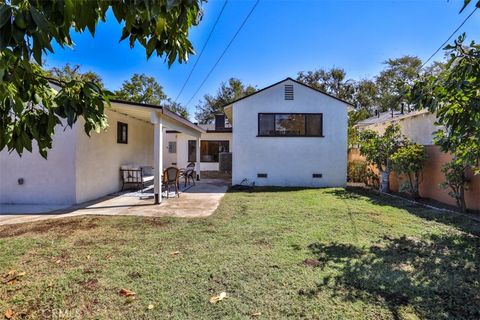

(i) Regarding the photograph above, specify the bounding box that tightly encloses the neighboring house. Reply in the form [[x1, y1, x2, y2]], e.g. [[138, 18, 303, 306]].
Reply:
[[355, 108, 437, 145], [352, 109, 480, 211], [0, 77, 351, 206]]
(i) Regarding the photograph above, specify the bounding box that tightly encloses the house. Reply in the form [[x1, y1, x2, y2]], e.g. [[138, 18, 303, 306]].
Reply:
[[352, 109, 480, 211], [0, 78, 351, 206]]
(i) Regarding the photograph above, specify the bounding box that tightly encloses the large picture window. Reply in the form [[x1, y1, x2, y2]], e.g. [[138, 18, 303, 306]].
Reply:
[[201, 140, 229, 162], [258, 113, 323, 137], [187, 140, 230, 163]]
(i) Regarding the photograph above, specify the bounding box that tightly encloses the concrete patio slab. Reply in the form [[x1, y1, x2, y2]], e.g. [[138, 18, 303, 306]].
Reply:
[[0, 179, 229, 226]]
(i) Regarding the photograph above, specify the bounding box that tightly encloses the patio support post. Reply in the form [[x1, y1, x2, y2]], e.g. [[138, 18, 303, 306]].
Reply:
[[196, 137, 201, 181], [151, 112, 163, 204]]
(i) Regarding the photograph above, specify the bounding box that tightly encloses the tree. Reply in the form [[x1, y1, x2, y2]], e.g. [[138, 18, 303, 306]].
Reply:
[[440, 161, 470, 212], [391, 142, 426, 199], [48, 63, 104, 87], [163, 99, 189, 119], [296, 67, 355, 103], [411, 34, 480, 175], [375, 55, 422, 112], [357, 124, 406, 193], [195, 78, 256, 123], [114, 73, 167, 105], [0, 0, 203, 158]]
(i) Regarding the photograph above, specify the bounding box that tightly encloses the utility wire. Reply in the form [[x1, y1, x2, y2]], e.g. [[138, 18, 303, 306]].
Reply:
[[421, 6, 478, 68], [174, 0, 229, 103], [184, 0, 260, 108]]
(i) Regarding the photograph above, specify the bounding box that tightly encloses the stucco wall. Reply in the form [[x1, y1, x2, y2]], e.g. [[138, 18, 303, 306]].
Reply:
[[74, 109, 154, 203], [348, 147, 480, 211], [232, 79, 348, 187], [0, 122, 77, 204], [168, 131, 232, 171], [366, 111, 438, 145]]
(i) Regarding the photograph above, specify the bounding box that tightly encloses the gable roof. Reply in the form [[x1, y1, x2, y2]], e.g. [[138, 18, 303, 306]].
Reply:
[[222, 77, 354, 110], [355, 109, 430, 128]]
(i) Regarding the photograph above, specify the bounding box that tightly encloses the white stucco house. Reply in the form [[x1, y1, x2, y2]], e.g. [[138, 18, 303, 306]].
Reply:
[[0, 77, 350, 206]]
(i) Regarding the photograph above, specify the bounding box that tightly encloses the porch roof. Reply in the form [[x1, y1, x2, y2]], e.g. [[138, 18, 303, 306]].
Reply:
[[110, 99, 205, 137]]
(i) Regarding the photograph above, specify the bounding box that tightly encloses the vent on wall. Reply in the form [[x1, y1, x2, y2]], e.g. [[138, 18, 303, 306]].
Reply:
[[257, 173, 268, 178], [312, 173, 322, 178], [284, 84, 294, 100]]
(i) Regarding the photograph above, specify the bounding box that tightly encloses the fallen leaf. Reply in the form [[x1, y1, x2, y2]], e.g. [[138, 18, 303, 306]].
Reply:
[[303, 258, 322, 267], [86, 255, 91, 260], [119, 288, 136, 297], [2, 270, 26, 284], [252, 311, 262, 317], [209, 291, 227, 304], [148, 304, 154, 310], [5, 309, 14, 319], [170, 251, 180, 256], [55, 260, 62, 264], [17, 272, 26, 277]]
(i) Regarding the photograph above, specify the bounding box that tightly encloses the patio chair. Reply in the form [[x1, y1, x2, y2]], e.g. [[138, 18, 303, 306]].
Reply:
[[163, 167, 180, 198], [181, 162, 196, 187]]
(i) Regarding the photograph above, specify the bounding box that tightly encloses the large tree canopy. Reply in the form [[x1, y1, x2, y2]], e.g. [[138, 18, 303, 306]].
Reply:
[[48, 63, 104, 87], [114, 73, 167, 105], [195, 78, 256, 124], [0, 0, 203, 157], [375, 56, 423, 112], [411, 34, 480, 174]]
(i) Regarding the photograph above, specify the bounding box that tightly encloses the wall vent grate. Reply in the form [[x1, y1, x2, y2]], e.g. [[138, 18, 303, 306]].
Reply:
[[284, 84, 294, 100], [257, 173, 268, 178], [312, 173, 322, 178]]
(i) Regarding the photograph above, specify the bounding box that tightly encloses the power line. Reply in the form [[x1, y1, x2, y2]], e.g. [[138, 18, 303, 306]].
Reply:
[[174, 0, 229, 103], [421, 6, 478, 68], [184, 0, 260, 108]]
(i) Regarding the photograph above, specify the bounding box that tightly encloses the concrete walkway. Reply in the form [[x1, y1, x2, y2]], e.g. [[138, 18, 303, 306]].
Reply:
[[0, 179, 229, 226]]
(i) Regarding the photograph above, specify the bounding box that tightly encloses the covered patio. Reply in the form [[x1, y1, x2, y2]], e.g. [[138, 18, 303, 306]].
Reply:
[[110, 99, 206, 204]]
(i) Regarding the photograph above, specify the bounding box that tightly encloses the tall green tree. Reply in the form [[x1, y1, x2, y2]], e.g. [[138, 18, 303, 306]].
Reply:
[[375, 55, 422, 112], [195, 78, 256, 123], [0, 0, 203, 158], [296, 67, 355, 103], [411, 34, 480, 174], [358, 124, 406, 193], [48, 63, 104, 87], [163, 99, 189, 119], [114, 73, 167, 105]]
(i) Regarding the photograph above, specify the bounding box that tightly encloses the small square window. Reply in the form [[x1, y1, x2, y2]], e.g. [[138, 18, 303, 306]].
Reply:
[[117, 122, 128, 144], [168, 141, 177, 153]]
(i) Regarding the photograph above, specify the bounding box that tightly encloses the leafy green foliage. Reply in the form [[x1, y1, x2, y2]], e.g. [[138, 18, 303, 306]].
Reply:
[[440, 161, 470, 212], [114, 73, 167, 105], [376, 56, 422, 112], [0, 0, 203, 158], [357, 124, 406, 192], [48, 63, 104, 87], [163, 99, 189, 119], [411, 35, 480, 174], [391, 142, 426, 198], [195, 78, 256, 123]]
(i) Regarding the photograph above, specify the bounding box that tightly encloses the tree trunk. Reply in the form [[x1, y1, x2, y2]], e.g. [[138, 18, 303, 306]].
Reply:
[[459, 185, 467, 212], [379, 170, 390, 193], [412, 172, 420, 200]]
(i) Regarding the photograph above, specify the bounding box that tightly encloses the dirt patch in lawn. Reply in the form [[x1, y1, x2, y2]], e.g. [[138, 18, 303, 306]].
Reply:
[[0, 217, 100, 238]]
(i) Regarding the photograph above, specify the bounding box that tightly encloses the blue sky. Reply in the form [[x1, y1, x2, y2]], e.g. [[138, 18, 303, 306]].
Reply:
[[46, 0, 480, 118]]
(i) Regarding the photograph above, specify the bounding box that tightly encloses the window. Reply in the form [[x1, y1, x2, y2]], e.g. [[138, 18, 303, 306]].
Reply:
[[202, 140, 229, 162], [168, 141, 176, 153], [188, 140, 196, 162], [258, 113, 323, 137], [117, 122, 128, 144]]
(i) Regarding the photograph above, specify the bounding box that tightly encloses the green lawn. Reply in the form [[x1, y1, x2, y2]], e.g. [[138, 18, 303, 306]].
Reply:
[[1, 187, 479, 319]]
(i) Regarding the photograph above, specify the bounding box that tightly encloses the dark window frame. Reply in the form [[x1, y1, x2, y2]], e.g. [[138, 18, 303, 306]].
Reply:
[[257, 113, 323, 137], [117, 122, 128, 144]]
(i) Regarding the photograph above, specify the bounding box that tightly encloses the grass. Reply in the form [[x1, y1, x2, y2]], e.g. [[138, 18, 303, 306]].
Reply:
[[0, 187, 479, 319]]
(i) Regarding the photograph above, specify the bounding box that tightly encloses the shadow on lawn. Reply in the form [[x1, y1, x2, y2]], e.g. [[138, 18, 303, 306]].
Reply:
[[326, 187, 480, 237], [306, 234, 480, 320]]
